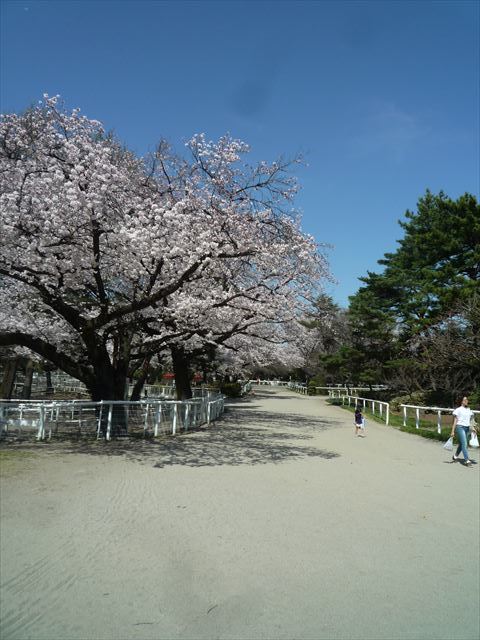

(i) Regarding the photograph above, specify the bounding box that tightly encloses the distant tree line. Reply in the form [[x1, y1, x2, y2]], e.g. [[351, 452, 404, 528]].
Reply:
[[296, 191, 480, 406]]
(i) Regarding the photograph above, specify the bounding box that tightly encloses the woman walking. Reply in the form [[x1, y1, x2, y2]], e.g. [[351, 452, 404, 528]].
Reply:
[[451, 396, 477, 466]]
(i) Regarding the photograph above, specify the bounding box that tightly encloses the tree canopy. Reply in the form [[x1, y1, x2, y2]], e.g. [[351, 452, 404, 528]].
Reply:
[[359, 190, 480, 334], [0, 96, 329, 400]]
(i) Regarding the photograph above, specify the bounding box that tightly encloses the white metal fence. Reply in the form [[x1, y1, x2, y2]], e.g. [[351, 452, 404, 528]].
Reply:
[[325, 387, 387, 398], [400, 404, 480, 434], [278, 384, 387, 397], [250, 379, 290, 387], [337, 395, 390, 425], [0, 394, 225, 441], [288, 383, 308, 394], [6, 374, 222, 402]]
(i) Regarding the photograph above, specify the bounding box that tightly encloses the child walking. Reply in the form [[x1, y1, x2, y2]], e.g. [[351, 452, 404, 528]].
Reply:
[[354, 406, 365, 437]]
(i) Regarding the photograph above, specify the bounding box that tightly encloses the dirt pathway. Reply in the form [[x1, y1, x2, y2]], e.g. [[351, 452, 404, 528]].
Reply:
[[1, 388, 478, 640]]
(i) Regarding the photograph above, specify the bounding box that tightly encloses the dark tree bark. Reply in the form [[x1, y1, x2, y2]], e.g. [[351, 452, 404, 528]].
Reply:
[[171, 345, 192, 400], [130, 359, 150, 401], [83, 345, 130, 437], [45, 369, 54, 394], [87, 372, 129, 438], [130, 375, 147, 402], [21, 359, 34, 399], [1, 358, 18, 399]]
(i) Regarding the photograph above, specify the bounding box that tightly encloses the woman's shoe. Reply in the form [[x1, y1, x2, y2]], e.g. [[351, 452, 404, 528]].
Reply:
[[464, 460, 473, 466], [452, 455, 459, 462]]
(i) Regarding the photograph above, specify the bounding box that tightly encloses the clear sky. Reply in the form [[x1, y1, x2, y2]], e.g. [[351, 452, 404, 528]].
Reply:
[[1, 0, 479, 306]]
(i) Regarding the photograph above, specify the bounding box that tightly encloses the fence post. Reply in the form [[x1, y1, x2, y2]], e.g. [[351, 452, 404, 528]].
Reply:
[[143, 404, 150, 435], [185, 403, 190, 431], [403, 406, 407, 427], [97, 401, 103, 439], [173, 403, 178, 434], [106, 403, 113, 441], [193, 402, 198, 427], [437, 410, 442, 435], [386, 403, 389, 426], [415, 408, 420, 429], [154, 403, 162, 437], [36, 404, 45, 440], [207, 402, 211, 425]]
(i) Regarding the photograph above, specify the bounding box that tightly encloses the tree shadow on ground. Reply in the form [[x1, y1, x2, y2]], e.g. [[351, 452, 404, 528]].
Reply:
[[51, 429, 339, 468], [226, 406, 344, 432], [2, 404, 340, 468], [245, 389, 300, 401]]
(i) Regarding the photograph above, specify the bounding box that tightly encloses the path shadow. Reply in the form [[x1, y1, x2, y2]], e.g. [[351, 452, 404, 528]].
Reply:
[[226, 407, 343, 432], [247, 389, 298, 400], [10, 427, 339, 469], [2, 404, 340, 469]]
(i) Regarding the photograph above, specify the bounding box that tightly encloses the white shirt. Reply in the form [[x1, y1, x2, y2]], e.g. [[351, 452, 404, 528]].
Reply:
[[453, 406, 474, 427]]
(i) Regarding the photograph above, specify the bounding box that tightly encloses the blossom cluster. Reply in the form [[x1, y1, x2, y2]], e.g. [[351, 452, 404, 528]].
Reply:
[[0, 97, 330, 384]]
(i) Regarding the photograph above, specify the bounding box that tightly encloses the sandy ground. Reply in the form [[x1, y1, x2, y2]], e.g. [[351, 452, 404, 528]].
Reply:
[[0, 388, 479, 640]]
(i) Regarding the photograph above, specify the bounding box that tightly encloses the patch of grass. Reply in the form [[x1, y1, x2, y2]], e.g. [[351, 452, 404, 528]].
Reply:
[[398, 424, 451, 442], [0, 449, 38, 474], [327, 399, 450, 442], [0, 449, 37, 460]]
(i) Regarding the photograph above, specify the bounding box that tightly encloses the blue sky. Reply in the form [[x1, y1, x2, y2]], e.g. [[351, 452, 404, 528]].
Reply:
[[1, 0, 478, 306]]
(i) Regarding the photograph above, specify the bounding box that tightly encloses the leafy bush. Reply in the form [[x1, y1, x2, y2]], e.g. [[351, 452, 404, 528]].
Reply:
[[307, 381, 318, 396], [390, 392, 429, 412], [328, 398, 343, 406], [468, 387, 480, 409], [219, 382, 243, 398]]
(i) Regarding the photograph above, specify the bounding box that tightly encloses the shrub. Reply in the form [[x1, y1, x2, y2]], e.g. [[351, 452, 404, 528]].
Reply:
[[328, 398, 343, 406], [468, 387, 480, 409], [390, 391, 429, 412], [307, 381, 317, 396], [219, 382, 243, 398]]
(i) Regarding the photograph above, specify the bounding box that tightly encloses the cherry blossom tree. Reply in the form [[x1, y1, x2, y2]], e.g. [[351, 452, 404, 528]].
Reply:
[[0, 97, 329, 405]]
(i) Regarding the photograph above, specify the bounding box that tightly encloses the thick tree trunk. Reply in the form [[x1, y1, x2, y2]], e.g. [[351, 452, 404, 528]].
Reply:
[[130, 373, 148, 401], [129, 358, 151, 401], [88, 365, 129, 438], [21, 359, 34, 399], [171, 346, 192, 400], [1, 358, 18, 399], [45, 369, 54, 394]]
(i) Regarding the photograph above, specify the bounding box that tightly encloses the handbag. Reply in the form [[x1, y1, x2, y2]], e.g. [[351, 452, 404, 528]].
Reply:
[[443, 437, 454, 451], [469, 432, 479, 448]]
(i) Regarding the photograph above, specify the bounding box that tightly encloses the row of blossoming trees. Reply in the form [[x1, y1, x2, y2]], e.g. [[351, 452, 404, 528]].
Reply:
[[0, 97, 329, 401]]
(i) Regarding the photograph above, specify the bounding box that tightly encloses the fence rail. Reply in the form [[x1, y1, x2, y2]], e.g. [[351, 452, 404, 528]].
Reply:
[[0, 395, 225, 442], [400, 404, 479, 433], [339, 395, 390, 425], [325, 387, 387, 397], [249, 380, 290, 387], [6, 378, 221, 401], [288, 383, 308, 395]]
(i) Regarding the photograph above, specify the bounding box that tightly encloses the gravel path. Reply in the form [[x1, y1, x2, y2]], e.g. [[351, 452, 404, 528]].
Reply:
[[1, 388, 478, 640]]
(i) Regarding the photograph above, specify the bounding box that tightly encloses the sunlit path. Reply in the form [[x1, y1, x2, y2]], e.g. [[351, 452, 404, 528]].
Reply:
[[1, 388, 478, 640]]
